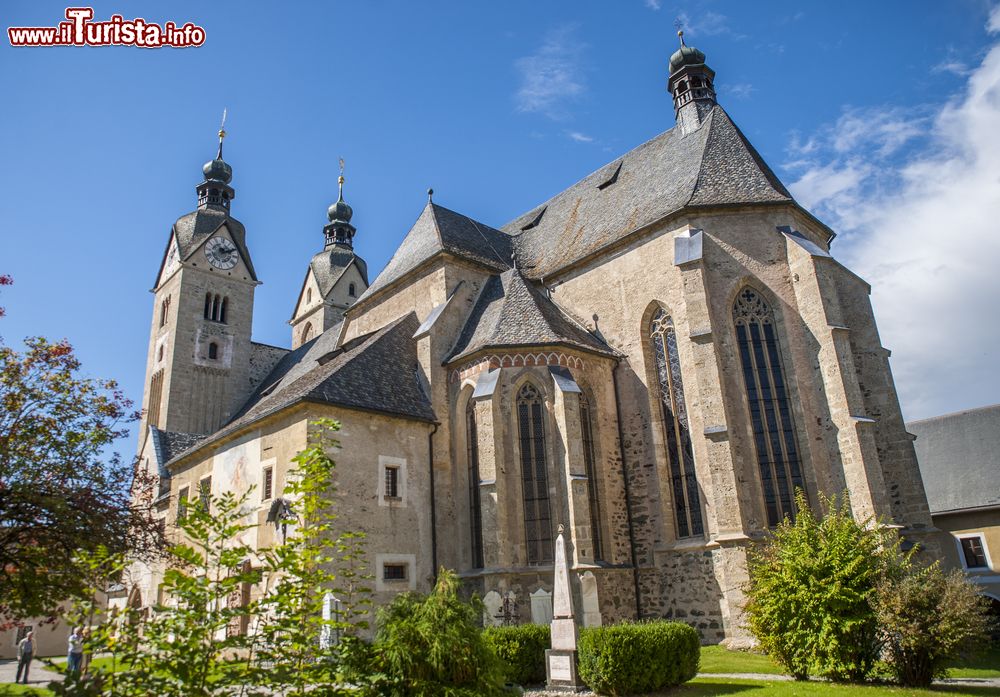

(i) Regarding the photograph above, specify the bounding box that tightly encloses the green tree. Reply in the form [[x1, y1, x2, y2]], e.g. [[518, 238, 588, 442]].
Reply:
[[74, 490, 260, 697], [743, 491, 904, 681], [354, 568, 506, 697], [0, 276, 161, 623], [876, 563, 991, 687], [250, 418, 372, 696]]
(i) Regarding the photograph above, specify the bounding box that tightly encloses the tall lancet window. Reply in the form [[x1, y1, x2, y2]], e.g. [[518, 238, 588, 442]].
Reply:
[[580, 394, 604, 561], [466, 399, 484, 569], [517, 383, 553, 564], [733, 288, 806, 526], [650, 309, 704, 538]]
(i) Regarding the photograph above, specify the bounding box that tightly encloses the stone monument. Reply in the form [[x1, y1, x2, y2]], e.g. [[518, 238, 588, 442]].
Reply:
[[546, 524, 585, 691]]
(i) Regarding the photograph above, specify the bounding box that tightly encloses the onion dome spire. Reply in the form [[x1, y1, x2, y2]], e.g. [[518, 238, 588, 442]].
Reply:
[[324, 157, 357, 249], [667, 31, 717, 135], [197, 109, 235, 210]]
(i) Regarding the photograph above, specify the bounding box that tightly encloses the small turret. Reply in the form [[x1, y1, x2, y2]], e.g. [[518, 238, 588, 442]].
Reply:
[[196, 111, 235, 210], [667, 31, 717, 135]]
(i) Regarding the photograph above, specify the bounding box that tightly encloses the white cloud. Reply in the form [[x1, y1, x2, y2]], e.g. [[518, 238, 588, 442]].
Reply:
[[724, 82, 756, 99], [566, 131, 594, 143], [675, 10, 744, 39], [515, 24, 587, 120], [785, 8, 1000, 419], [645, 0, 662, 10]]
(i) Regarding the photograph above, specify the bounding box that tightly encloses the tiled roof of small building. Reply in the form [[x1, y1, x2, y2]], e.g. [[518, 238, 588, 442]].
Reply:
[[908, 404, 1000, 514], [165, 313, 435, 467], [448, 268, 614, 362], [170, 208, 258, 281], [506, 105, 793, 278], [358, 202, 513, 302]]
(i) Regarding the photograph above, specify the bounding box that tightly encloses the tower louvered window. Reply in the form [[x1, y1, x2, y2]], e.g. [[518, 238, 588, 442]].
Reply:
[[147, 370, 164, 428], [580, 394, 604, 561], [733, 288, 806, 526], [466, 399, 484, 569], [650, 309, 703, 538], [517, 383, 553, 564]]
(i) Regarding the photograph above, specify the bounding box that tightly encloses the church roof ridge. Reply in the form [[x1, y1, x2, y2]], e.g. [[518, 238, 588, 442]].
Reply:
[[448, 267, 614, 363], [356, 201, 513, 305]]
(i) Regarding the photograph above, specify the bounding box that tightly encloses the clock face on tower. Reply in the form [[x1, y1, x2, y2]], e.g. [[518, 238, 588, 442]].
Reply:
[[205, 236, 239, 270]]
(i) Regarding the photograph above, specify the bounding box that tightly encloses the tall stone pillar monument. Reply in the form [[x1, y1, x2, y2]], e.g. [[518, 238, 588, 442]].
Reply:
[[546, 525, 585, 691]]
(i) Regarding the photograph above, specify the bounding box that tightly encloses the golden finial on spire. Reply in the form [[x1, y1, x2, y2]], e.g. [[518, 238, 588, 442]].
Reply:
[[216, 108, 227, 158], [677, 29, 686, 47], [338, 157, 345, 198]]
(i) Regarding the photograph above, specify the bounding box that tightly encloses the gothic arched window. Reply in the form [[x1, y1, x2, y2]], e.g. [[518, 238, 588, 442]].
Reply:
[[204, 293, 212, 320], [517, 383, 553, 564], [733, 287, 806, 526], [349, 283, 357, 298], [160, 295, 171, 328], [466, 399, 484, 569], [650, 309, 703, 538], [208, 342, 218, 360], [580, 393, 604, 561], [220, 297, 228, 324]]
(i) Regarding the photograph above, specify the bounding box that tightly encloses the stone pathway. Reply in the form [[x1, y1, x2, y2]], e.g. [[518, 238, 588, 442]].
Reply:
[[0, 657, 62, 689]]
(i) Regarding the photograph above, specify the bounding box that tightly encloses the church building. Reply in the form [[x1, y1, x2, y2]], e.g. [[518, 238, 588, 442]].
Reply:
[[131, 37, 948, 644]]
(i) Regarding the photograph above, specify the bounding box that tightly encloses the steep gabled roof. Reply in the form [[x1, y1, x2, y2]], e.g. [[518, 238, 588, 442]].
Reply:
[[909, 404, 1000, 514], [165, 314, 435, 467], [448, 268, 614, 362], [170, 208, 258, 281], [358, 202, 513, 302], [506, 105, 794, 278], [310, 247, 369, 297]]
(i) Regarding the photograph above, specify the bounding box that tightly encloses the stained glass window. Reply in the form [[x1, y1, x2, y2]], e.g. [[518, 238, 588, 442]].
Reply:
[[580, 394, 604, 561], [518, 383, 553, 563], [650, 309, 704, 538], [733, 288, 806, 526], [466, 399, 484, 569]]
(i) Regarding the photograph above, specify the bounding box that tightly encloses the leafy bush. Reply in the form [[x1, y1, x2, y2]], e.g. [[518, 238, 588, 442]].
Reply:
[[483, 624, 550, 685], [577, 621, 699, 696], [743, 491, 902, 681], [357, 569, 506, 696], [876, 564, 991, 687]]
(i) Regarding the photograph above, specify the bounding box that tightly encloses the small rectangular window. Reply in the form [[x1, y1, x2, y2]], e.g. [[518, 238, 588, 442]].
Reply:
[[263, 467, 273, 501], [961, 536, 989, 569], [199, 476, 212, 512], [177, 486, 190, 523], [384, 466, 400, 499], [383, 563, 407, 581]]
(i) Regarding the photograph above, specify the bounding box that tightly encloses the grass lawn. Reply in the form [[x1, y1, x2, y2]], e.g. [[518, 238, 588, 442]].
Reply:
[[0, 686, 51, 696], [679, 678, 1000, 696], [699, 645, 1000, 680]]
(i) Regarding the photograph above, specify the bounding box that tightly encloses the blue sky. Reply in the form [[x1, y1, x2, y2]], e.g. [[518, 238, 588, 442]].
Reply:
[[1, 0, 999, 445]]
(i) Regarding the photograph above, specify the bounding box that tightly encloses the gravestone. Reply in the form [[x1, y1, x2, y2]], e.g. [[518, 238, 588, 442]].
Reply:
[[546, 525, 585, 691]]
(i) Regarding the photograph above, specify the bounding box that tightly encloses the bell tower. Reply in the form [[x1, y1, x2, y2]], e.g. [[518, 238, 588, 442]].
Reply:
[[289, 161, 368, 348], [139, 120, 260, 440], [667, 31, 717, 135]]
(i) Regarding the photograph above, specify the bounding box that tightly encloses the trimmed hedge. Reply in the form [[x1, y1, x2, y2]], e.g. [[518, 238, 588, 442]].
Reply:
[[483, 624, 550, 685], [577, 621, 700, 696]]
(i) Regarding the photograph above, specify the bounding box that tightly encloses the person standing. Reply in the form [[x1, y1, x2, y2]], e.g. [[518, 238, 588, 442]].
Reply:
[[15, 630, 35, 684], [67, 626, 84, 676]]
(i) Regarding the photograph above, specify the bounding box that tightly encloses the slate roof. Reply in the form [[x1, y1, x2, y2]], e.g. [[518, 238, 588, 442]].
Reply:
[[165, 313, 435, 467], [170, 207, 258, 281], [149, 426, 206, 476], [358, 203, 513, 302], [908, 404, 1000, 514], [507, 105, 794, 278], [310, 247, 369, 297], [448, 268, 614, 362]]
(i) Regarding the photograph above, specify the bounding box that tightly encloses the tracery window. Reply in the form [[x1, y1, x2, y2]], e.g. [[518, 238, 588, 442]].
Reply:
[[650, 309, 703, 538], [580, 394, 604, 560], [733, 288, 806, 526], [517, 383, 553, 564], [466, 399, 484, 569]]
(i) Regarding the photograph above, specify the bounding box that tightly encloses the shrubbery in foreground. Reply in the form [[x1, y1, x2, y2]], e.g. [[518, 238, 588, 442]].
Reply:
[[483, 624, 550, 686], [745, 490, 991, 687], [577, 621, 700, 696]]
